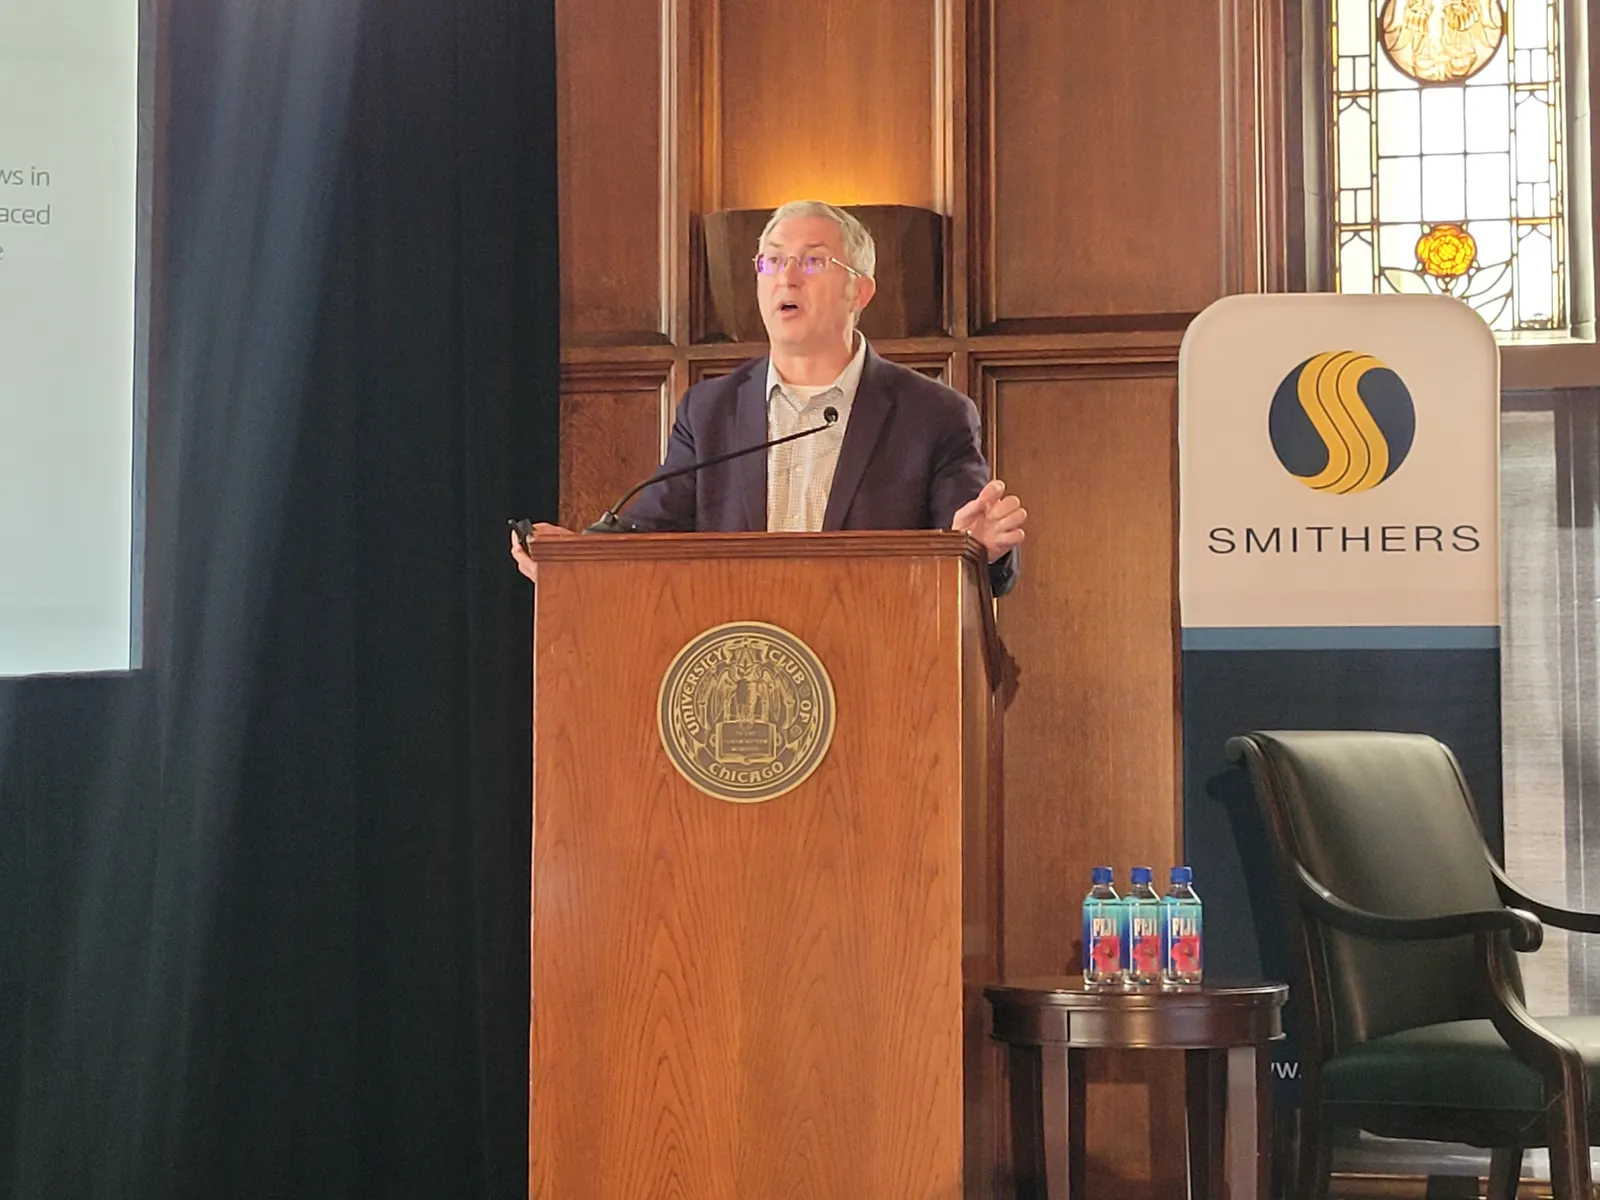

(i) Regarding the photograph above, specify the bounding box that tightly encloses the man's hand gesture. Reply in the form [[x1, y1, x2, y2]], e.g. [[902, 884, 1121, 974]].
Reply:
[[509, 523, 577, 583], [952, 479, 1027, 563]]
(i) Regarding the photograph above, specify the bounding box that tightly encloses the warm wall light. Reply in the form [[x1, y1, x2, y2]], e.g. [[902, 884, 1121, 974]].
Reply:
[[700, 205, 944, 343]]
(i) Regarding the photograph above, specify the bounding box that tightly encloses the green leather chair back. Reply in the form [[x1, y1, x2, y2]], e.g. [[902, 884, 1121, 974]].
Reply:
[[1242, 730, 1518, 1053]]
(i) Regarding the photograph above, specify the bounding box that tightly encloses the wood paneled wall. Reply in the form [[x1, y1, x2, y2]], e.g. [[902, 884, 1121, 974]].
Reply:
[[709, 0, 943, 211], [555, 0, 1290, 1191]]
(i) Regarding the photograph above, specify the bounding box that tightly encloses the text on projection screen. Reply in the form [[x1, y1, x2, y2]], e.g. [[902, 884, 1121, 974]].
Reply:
[[1, 0, 140, 676]]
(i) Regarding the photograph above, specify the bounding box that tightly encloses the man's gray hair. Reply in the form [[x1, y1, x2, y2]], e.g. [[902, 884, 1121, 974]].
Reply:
[[758, 200, 877, 279]]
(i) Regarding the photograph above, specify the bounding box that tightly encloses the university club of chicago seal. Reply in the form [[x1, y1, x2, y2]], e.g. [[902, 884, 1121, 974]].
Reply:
[[657, 621, 836, 803]]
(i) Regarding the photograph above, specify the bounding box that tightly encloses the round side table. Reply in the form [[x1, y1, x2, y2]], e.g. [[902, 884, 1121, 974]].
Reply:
[[985, 977, 1288, 1200]]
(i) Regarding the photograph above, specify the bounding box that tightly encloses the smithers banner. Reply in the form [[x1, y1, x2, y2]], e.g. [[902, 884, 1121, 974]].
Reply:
[[1178, 294, 1501, 1099]]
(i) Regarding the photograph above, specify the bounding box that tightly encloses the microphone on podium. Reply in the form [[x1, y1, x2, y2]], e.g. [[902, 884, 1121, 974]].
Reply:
[[584, 406, 840, 533]]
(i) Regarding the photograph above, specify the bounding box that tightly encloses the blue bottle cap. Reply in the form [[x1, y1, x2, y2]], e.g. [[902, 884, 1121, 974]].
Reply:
[[1171, 866, 1192, 884], [1091, 866, 1113, 884], [1130, 866, 1153, 885]]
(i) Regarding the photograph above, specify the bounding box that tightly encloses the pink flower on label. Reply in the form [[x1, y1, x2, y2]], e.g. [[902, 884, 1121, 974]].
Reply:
[[1091, 937, 1121, 970], [1133, 934, 1160, 973], [1172, 935, 1201, 973]]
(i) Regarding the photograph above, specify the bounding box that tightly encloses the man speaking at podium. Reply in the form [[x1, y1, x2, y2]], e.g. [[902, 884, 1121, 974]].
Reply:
[[511, 200, 1027, 594]]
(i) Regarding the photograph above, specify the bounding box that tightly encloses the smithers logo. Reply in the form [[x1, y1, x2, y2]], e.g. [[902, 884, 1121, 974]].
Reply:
[[1269, 351, 1416, 494]]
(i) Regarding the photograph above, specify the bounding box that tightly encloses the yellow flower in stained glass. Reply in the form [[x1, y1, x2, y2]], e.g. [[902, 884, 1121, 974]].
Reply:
[[1415, 223, 1477, 278], [1380, 0, 1505, 83]]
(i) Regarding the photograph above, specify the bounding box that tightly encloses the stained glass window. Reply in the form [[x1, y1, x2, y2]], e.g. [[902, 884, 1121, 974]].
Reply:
[[1332, 0, 1568, 334]]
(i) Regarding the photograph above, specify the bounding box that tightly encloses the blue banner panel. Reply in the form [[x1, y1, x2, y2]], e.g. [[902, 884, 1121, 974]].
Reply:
[[1181, 645, 1502, 1100]]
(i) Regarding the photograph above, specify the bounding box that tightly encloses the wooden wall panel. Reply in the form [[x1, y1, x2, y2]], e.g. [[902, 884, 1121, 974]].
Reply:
[[558, 380, 667, 531], [688, 349, 951, 386], [990, 367, 1183, 1193], [981, 0, 1227, 325], [708, 0, 941, 211], [557, 0, 665, 342], [990, 368, 1178, 969]]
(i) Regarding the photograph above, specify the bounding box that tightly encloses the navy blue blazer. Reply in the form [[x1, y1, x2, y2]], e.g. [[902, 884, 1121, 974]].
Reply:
[[622, 347, 1018, 594]]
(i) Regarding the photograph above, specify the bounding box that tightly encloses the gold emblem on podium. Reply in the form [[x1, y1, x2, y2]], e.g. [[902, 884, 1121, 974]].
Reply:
[[657, 621, 836, 803]]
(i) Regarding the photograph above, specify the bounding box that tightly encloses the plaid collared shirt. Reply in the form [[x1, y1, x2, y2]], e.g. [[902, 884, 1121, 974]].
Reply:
[[764, 335, 867, 532]]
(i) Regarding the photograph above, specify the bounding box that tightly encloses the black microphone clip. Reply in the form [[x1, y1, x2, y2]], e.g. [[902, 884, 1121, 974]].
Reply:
[[583, 510, 638, 534]]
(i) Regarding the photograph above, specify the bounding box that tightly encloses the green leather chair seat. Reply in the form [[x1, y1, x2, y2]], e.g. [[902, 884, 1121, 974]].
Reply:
[[1324, 1017, 1600, 1115]]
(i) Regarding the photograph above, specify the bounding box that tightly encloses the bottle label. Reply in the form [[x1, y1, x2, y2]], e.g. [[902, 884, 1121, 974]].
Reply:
[[1162, 908, 1203, 979], [1083, 906, 1121, 979], [1129, 911, 1161, 976]]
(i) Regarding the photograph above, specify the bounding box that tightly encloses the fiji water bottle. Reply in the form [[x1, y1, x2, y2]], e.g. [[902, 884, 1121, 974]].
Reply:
[[1123, 866, 1162, 988], [1161, 866, 1204, 989], [1081, 867, 1123, 990]]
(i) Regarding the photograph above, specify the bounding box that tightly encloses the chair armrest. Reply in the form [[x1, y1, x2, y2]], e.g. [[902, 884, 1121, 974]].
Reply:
[[1294, 861, 1544, 952], [1487, 857, 1600, 935]]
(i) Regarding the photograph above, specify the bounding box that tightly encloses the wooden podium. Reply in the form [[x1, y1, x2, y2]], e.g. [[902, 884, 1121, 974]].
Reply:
[[527, 531, 1009, 1199]]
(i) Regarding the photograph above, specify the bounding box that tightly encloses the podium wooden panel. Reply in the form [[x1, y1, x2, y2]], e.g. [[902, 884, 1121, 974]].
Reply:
[[527, 532, 1007, 1199]]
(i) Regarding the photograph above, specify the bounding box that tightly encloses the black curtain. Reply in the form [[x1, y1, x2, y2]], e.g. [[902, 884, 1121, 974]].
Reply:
[[0, 0, 559, 1195]]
